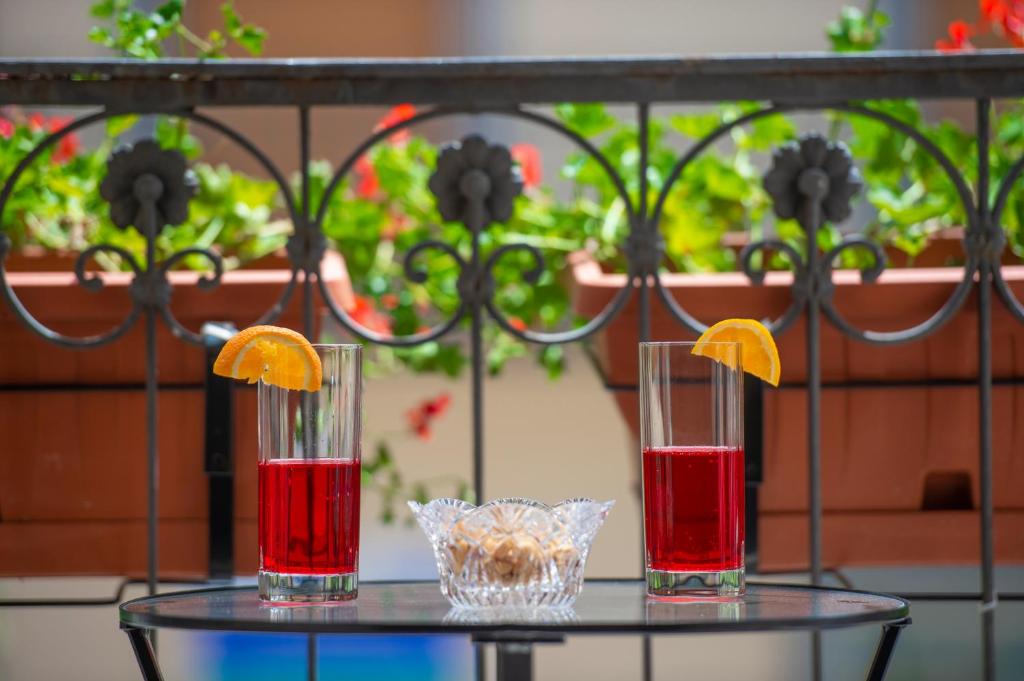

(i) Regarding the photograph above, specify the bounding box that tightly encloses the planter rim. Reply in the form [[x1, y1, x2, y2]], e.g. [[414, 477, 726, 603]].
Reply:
[[569, 250, 1024, 289], [5, 250, 348, 289]]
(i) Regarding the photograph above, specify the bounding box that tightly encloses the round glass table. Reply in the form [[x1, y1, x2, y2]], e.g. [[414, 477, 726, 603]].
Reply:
[[119, 580, 910, 681]]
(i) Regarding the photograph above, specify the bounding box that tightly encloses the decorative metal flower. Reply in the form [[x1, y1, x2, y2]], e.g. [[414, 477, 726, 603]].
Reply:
[[99, 139, 197, 233], [762, 133, 863, 226], [428, 135, 523, 229]]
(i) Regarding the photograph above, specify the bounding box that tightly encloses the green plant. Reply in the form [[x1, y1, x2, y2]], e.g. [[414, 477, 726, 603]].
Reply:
[[88, 0, 265, 59]]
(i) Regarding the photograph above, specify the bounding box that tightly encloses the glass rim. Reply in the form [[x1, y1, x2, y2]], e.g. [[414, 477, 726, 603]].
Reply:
[[310, 343, 362, 351], [252, 341, 362, 351], [639, 341, 741, 347]]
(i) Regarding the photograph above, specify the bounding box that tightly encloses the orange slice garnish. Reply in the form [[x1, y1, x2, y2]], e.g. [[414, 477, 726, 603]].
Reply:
[[691, 318, 781, 387], [212, 325, 322, 392]]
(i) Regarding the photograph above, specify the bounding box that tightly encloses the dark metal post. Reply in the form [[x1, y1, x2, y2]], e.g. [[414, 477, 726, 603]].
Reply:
[[495, 643, 533, 681], [307, 634, 318, 681], [635, 102, 654, 681], [975, 98, 997, 681], [144, 220, 159, 597], [805, 238, 822, 588], [637, 103, 652, 343], [470, 218, 486, 681], [744, 377, 764, 573], [300, 105, 315, 339], [202, 322, 236, 579], [806, 210, 824, 681]]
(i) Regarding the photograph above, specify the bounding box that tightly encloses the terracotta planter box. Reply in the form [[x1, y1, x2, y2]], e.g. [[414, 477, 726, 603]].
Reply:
[[571, 251, 1024, 570], [0, 251, 354, 578]]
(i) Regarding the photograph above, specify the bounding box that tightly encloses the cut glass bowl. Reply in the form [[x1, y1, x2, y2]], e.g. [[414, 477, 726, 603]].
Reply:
[[409, 497, 614, 608]]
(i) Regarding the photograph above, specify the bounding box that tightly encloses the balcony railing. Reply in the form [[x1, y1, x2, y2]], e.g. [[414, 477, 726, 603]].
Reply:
[[2, 52, 1024, 681]]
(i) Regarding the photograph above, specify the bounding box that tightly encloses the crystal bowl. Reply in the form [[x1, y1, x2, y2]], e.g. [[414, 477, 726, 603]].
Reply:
[[408, 497, 614, 608]]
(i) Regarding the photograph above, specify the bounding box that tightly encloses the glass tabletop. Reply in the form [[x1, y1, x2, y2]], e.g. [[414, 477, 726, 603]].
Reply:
[[119, 580, 909, 636]]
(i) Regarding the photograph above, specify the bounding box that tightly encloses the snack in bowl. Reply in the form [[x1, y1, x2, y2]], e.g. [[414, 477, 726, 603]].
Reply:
[[409, 497, 614, 608]]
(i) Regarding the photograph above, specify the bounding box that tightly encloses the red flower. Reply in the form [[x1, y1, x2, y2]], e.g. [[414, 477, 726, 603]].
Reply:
[[347, 294, 392, 336], [981, 0, 1008, 24], [374, 104, 417, 144], [511, 143, 542, 189], [380, 293, 399, 310], [1004, 6, 1024, 46], [509, 316, 528, 332], [27, 113, 45, 132], [0, 118, 13, 139], [354, 154, 379, 198], [979, 0, 1024, 44], [406, 392, 452, 440], [47, 116, 80, 164], [936, 20, 976, 51]]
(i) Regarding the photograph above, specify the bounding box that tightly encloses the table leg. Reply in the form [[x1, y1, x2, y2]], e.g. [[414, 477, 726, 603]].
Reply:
[[495, 642, 533, 681], [307, 634, 318, 681], [864, 618, 911, 681], [123, 626, 165, 681]]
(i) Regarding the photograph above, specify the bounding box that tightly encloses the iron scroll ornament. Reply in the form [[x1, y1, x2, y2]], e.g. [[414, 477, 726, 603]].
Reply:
[[95, 139, 224, 345], [751, 132, 881, 319], [312, 110, 640, 348], [0, 110, 305, 347], [649, 104, 981, 343], [0, 133, 211, 346]]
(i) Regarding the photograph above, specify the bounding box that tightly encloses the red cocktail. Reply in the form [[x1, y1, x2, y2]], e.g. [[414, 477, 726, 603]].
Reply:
[[258, 458, 361, 575], [642, 446, 744, 573], [257, 344, 362, 603], [640, 341, 745, 597]]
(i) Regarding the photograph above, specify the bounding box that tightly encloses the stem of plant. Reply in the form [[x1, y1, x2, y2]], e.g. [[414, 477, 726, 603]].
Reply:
[[175, 24, 214, 55]]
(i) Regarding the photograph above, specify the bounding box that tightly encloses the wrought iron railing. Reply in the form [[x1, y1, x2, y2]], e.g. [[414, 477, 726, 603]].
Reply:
[[2, 52, 1024, 681]]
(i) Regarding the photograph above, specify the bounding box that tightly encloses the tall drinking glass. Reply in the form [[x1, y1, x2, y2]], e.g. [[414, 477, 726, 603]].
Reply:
[[258, 344, 362, 603], [640, 341, 744, 597]]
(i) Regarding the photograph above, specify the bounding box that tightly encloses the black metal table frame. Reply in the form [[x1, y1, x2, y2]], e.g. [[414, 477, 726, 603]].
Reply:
[[119, 582, 911, 681]]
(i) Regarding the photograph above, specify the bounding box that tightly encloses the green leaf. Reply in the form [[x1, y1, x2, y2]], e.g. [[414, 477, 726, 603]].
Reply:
[[827, 6, 890, 53], [742, 113, 797, 150], [154, 0, 183, 24], [411, 483, 429, 505], [669, 112, 722, 140], [221, 3, 241, 32], [154, 116, 203, 159], [456, 480, 475, 504], [222, 2, 267, 55], [554, 103, 617, 137], [105, 114, 139, 138], [539, 345, 564, 380], [87, 26, 115, 47], [90, 0, 117, 18], [377, 442, 393, 467]]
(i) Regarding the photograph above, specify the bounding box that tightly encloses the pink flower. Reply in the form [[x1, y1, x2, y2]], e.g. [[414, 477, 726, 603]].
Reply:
[[0, 118, 13, 139], [511, 143, 542, 188]]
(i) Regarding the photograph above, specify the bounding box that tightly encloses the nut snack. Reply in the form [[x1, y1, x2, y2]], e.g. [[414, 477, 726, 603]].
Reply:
[[409, 497, 614, 608]]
